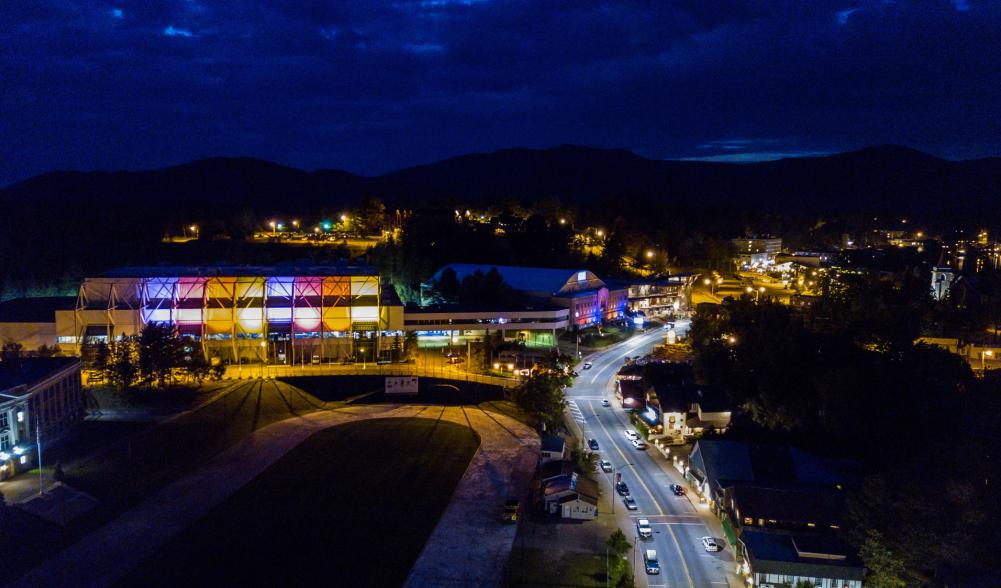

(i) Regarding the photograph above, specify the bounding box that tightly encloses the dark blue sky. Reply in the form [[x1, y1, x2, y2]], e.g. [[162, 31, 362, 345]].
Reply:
[[3, 1, 999, 184]]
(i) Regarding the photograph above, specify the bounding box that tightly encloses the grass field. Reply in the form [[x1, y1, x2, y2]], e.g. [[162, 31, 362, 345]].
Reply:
[[64, 379, 327, 507], [507, 547, 612, 587], [118, 417, 480, 587]]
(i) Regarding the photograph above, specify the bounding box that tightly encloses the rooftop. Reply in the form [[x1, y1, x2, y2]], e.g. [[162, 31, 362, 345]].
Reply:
[[98, 263, 379, 278], [431, 264, 604, 297], [691, 440, 844, 488], [541, 434, 566, 453], [0, 296, 76, 323], [741, 530, 863, 580], [731, 485, 844, 528], [0, 357, 81, 396]]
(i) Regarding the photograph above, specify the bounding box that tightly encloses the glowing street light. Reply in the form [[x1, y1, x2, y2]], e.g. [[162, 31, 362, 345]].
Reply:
[[340, 214, 348, 222], [646, 250, 654, 259], [704, 278, 711, 286], [269, 220, 276, 236], [292, 219, 299, 230], [983, 349, 995, 373], [559, 218, 566, 225], [596, 229, 604, 237]]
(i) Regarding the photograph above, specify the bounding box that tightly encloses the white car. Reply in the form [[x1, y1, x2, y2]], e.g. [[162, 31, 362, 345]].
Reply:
[[636, 518, 653, 539], [631, 438, 647, 450], [582, 361, 593, 370], [702, 537, 722, 552], [600, 399, 610, 407], [600, 459, 613, 473], [624, 429, 639, 441]]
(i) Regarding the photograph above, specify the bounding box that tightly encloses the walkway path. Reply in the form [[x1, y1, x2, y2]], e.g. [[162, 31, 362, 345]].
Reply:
[[11, 404, 539, 588]]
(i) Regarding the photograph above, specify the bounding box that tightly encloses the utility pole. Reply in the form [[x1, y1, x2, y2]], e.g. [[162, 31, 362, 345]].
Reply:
[[35, 413, 43, 495]]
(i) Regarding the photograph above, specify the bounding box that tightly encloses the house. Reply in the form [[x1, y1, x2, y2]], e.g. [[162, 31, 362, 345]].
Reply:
[[687, 440, 845, 517], [728, 485, 845, 534], [738, 530, 863, 588], [1, 357, 85, 480], [615, 379, 648, 410], [542, 473, 599, 520], [540, 434, 566, 464], [644, 383, 731, 437], [540, 459, 575, 483]]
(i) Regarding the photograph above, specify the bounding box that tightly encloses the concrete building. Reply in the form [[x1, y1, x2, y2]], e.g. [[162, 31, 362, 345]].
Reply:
[[618, 274, 696, 318], [0, 297, 76, 353], [0, 264, 405, 366], [1, 357, 84, 480], [931, 266, 957, 301], [733, 237, 783, 270], [403, 304, 569, 348], [427, 265, 629, 330]]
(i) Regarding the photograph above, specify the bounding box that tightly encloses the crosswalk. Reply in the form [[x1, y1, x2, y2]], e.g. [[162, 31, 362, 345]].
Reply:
[[565, 399, 585, 424]]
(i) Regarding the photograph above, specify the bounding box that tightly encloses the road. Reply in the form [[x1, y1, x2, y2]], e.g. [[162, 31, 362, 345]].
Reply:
[[565, 325, 738, 588]]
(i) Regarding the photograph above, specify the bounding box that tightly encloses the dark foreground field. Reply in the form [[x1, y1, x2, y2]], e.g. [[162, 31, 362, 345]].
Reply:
[[118, 417, 480, 587]]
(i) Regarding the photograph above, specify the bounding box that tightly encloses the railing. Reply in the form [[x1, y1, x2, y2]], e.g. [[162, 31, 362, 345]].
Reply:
[[221, 362, 520, 387]]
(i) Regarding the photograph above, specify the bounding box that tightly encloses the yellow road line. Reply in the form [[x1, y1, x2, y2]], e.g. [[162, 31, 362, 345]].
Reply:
[[587, 398, 695, 588], [587, 399, 663, 516]]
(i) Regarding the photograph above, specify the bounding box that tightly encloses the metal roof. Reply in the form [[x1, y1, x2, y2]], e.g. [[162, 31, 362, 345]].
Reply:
[[432, 264, 601, 296], [98, 263, 378, 278]]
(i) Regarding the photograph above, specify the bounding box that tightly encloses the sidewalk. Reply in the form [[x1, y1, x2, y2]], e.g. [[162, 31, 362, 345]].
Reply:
[[11, 404, 538, 588]]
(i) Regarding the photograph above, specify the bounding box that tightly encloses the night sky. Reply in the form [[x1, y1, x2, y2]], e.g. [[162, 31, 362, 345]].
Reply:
[[3, 1, 999, 184]]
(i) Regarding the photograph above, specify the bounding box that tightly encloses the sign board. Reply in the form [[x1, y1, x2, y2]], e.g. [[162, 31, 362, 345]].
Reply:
[[385, 376, 419, 395]]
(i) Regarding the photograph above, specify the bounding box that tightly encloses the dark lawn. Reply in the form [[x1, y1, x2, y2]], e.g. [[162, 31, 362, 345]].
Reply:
[[118, 417, 480, 588], [64, 379, 325, 508], [0, 380, 330, 581], [507, 547, 611, 587], [282, 374, 506, 405]]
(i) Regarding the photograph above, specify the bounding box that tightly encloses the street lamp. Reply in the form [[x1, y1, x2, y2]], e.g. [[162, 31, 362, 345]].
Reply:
[[340, 214, 348, 222], [607, 462, 633, 514], [646, 250, 654, 259], [596, 229, 604, 237], [189, 224, 197, 238], [269, 220, 276, 236], [292, 219, 299, 231], [559, 217, 566, 225], [983, 349, 994, 373]]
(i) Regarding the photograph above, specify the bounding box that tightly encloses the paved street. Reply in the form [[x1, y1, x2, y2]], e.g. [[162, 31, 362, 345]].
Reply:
[[566, 326, 740, 588]]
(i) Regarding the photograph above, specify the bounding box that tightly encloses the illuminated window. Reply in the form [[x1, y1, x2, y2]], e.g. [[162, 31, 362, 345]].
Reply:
[[577, 271, 587, 282], [20, 455, 27, 465], [16, 411, 24, 423]]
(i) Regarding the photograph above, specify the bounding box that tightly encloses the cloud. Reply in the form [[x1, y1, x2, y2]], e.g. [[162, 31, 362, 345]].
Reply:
[[1, 0, 1000, 184], [162, 25, 194, 37]]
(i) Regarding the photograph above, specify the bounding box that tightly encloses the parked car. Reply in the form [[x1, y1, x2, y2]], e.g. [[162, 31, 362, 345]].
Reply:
[[615, 481, 630, 496], [501, 499, 520, 523], [582, 361, 593, 370], [643, 549, 660, 574], [310, 354, 321, 364], [623, 496, 638, 510], [631, 438, 647, 450], [624, 429, 639, 441], [702, 537, 721, 552], [600, 460, 613, 473], [588, 438, 599, 451], [636, 518, 653, 539], [601, 399, 610, 407], [669, 484, 685, 496]]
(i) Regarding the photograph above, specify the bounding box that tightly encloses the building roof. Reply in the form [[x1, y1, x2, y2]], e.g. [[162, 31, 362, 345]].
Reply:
[[541, 434, 566, 453], [618, 379, 648, 399], [0, 357, 81, 397], [99, 263, 378, 278], [741, 530, 863, 580], [653, 384, 729, 414], [431, 264, 604, 297], [731, 485, 844, 528], [540, 460, 574, 480], [406, 302, 566, 314], [0, 297, 76, 323], [690, 440, 844, 489]]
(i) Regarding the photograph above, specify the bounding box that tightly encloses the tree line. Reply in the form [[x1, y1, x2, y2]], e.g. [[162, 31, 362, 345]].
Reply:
[[89, 323, 225, 389], [689, 275, 1001, 585]]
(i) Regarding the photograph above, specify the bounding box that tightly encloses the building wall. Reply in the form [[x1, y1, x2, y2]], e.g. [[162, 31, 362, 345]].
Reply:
[[561, 499, 598, 520], [0, 360, 83, 480], [59, 275, 403, 364], [0, 322, 57, 350], [751, 571, 861, 588]]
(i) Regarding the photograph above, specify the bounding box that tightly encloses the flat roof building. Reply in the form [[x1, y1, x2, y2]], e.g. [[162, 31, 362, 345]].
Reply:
[[1, 356, 84, 480]]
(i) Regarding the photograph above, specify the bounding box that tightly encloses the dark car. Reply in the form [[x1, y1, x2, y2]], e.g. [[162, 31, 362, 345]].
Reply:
[[588, 438, 599, 451], [615, 482, 630, 496], [670, 484, 685, 496]]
